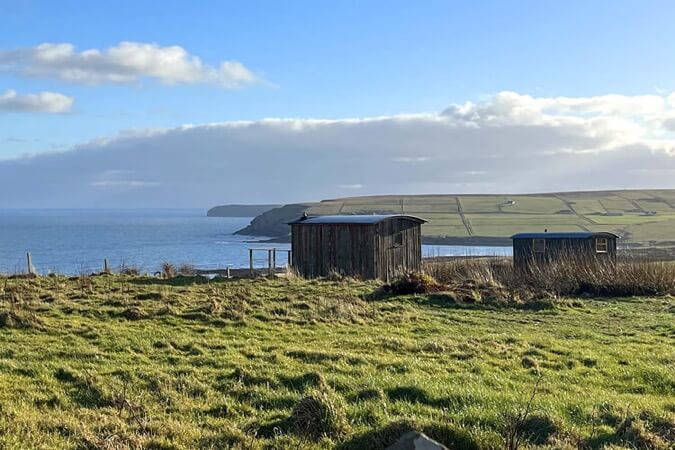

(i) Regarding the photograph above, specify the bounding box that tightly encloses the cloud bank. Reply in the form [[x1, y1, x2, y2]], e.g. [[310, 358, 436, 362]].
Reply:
[[0, 89, 73, 113], [1, 91, 674, 207], [0, 42, 260, 87]]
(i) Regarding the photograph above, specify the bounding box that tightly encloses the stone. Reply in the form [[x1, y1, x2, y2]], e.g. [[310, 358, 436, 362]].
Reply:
[[386, 431, 449, 450]]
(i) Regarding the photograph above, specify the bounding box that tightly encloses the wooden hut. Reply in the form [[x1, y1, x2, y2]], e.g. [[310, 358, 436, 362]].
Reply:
[[511, 231, 619, 271], [289, 214, 426, 280]]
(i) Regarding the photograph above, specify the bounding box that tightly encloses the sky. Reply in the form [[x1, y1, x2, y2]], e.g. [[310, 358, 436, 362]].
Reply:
[[1, 0, 675, 207]]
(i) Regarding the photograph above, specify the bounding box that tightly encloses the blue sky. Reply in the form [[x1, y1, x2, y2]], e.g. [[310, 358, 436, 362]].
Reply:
[[1, 1, 675, 206]]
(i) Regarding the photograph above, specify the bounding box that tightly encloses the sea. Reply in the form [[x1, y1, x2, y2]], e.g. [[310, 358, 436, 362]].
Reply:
[[0, 209, 511, 275]]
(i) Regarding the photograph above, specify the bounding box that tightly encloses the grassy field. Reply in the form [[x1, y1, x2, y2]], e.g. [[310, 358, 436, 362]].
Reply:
[[301, 190, 675, 244], [1, 275, 673, 449]]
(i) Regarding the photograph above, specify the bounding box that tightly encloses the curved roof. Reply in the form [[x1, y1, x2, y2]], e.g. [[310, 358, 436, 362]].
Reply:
[[511, 231, 619, 239], [288, 214, 426, 225]]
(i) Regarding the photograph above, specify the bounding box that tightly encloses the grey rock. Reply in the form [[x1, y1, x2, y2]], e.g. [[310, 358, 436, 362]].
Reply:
[[386, 431, 449, 450]]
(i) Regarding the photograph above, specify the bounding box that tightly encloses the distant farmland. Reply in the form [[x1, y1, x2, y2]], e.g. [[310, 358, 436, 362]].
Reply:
[[235, 190, 675, 245]]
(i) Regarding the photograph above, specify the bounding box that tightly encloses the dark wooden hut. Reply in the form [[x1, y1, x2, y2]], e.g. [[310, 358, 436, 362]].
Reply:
[[511, 231, 619, 271], [289, 214, 426, 280]]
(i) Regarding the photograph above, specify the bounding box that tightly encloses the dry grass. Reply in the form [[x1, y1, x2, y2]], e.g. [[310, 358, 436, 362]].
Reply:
[[423, 256, 675, 301]]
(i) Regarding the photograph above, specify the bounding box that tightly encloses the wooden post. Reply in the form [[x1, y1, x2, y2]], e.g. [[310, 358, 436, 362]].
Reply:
[[287, 250, 291, 266], [249, 249, 254, 277], [272, 248, 276, 271], [267, 249, 273, 275], [26, 252, 33, 275], [103, 258, 109, 274], [227, 266, 231, 279]]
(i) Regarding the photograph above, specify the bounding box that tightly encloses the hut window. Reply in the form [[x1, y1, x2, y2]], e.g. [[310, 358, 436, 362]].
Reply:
[[394, 232, 403, 246], [533, 238, 546, 253], [595, 238, 608, 253]]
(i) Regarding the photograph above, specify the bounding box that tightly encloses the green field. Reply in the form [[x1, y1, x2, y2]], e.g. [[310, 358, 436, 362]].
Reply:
[[1, 275, 673, 449], [301, 190, 675, 243]]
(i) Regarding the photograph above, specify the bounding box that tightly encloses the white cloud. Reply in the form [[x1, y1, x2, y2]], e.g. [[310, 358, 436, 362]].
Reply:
[[0, 42, 261, 87], [89, 169, 160, 189], [0, 89, 73, 113], [0, 90, 674, 207], [393, 156, 431, 163], [91, 180, 159, 188]]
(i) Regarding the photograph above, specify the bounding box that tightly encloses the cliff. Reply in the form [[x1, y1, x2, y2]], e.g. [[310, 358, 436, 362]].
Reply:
[[233, 203, 316, 237], [206, 204, 280, 217]]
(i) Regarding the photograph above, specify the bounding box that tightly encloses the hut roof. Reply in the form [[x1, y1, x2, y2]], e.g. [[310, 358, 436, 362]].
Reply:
[[511, 231, 619, 239], [288, 214, 426, 225]]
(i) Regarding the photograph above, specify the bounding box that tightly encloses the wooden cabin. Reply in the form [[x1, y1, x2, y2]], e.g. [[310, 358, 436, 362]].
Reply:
[[511, 231, 619, 271], [288, 214, 426, 280]]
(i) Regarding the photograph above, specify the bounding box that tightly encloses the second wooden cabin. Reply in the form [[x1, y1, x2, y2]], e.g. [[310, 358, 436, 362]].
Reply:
[[511, 231, 619, 271], [288, 214, 426, 280]]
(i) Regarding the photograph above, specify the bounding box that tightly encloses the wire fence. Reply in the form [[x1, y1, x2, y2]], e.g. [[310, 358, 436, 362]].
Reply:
[[0, 248, 292, 277]]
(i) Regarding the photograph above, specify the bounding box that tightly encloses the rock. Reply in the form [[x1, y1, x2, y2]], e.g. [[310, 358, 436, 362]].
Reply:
[[386, 431, 448, 450]]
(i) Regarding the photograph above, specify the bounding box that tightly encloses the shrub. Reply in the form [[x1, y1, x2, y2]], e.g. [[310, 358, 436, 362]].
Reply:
[[161, 262, 177, 279], [291, 388, 349, 441], [178, 264, 196, 276], [383, 272, 444, 295]]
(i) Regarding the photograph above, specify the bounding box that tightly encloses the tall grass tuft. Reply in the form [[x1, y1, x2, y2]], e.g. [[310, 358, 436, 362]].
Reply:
[[423, 254, 675, 300], [291, 388, 349, 441]]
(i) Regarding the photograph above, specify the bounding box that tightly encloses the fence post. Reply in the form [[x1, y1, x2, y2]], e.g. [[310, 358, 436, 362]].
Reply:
[[103, 258, 109, 274], [272, 248, 276, 271], [249, 249, 254, 277], [268, 249, 273, 276], [287, 250, 291, 266], [26, 252, 33, 275]]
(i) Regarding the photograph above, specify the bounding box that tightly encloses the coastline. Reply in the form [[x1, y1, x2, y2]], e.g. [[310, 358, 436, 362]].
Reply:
[[245, 234, 513, 246]]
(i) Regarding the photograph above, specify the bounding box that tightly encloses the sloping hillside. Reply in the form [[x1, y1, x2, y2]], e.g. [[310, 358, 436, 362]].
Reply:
[[232, 190, 675, 245]]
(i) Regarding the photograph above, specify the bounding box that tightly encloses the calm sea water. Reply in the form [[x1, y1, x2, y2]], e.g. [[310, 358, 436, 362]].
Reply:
[[0, 209, 510, 275]]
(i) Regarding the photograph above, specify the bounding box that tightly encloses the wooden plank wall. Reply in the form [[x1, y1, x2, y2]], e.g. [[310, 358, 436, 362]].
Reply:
[[375, 218, 422, 280], [513, 237, 617, 271], [291, 218, 423, 280], [291, 224, 377, 278]]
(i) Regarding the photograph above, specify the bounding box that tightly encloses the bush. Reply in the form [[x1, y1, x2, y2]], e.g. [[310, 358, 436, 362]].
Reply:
[[383, 272, 444, 295], [161, 262, 176, 279], [291, 388, 349, 441], [177, 264, 196, 276]]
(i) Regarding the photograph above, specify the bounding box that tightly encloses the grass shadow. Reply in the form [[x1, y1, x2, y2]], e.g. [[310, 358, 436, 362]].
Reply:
[[127, 275, 210, 287], [336, 420, 480, 450]]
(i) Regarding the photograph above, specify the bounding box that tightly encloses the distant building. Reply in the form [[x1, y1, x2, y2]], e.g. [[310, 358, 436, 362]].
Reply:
[[288, 214, 426, 280], [511, 231, 618, 271]]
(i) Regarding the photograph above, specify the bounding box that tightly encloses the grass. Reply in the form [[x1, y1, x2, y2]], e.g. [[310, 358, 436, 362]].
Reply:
[[293, 190, 675, 243], [0, 274, 673, 449]]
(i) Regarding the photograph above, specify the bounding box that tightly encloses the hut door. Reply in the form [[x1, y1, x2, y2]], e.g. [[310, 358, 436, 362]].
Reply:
[[389, 231, 405, 278]]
